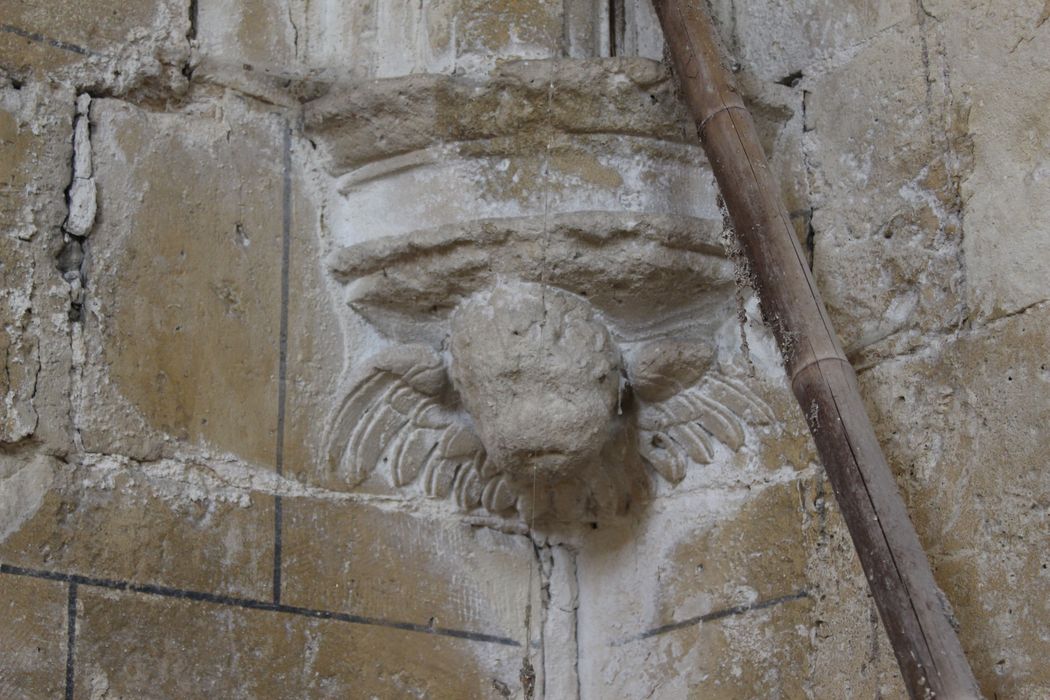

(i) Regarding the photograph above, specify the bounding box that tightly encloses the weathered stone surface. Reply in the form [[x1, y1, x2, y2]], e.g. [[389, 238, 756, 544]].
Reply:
[[197, 0, 299, 78], [0, 81, 76, 451], [456, 0, 561, 70], [281, 153, 346, 485], [0, 455, 275, 599], [302, 0, 562, 79], [0, 574, 67, 698], [802, 471, 907, 699], [306, 58, 695, 182], [281, 497, 536, 640], [859, 304, 1050, 698], [936, 2, 1050, 321], [2, 0, 1049, 696], [806, 23, 969, 355], [709, 0, 913, 83], [304, 0, 457, 78], [0, 453, 57, 542], [0, 86, 44, 450], [73, 586, 520, 698], [0, 0, 189, 92], [0, 234, 39, 444], [577, 480, 813, 697], [450, 282, 621, 482], [79, 96, 284, 465]]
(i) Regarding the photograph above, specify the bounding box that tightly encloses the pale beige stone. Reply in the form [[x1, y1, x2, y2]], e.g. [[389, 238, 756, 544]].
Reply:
[[0, 453, 56, 542], [0, 574, 67, 698], [0, 456, 275, 599], [74, 587, 520, 699], [0, 89, 44, 446], [0, 0, 189, 92], [0, 82, 76, 452], [1, 0, 1048, 697], [577, 481, 814, 698], [281, 497, 537, 640], [0, 235, 38, 443], [79, 96, 284, 465], [802, 472, 907, 699], [938, 1, 1050, 320], [709, 0, 913, 83], [450, 281, 621, 482], [807, 24, 969, 354], [197, 0, 299, 76], [859, 304, 1050, 698], [281, 165, 345, 485]]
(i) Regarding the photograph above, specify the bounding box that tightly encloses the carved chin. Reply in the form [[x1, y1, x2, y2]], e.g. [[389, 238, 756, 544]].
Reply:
[[449, 280, 621, 483], [476, 392, 616, 481]]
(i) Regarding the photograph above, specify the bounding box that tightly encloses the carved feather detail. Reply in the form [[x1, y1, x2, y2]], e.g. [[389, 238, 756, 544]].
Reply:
[[327, 339, 775, 515], [636, 371, 775, 484], [325, 345, 515, 512]]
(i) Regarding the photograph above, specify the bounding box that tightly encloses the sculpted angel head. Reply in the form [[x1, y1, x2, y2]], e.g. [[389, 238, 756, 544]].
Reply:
[[324, 278, 772, 523]]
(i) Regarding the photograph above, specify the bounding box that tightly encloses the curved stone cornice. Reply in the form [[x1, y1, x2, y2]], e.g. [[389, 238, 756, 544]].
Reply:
[[328, 212, 735, 342], [305, 58, 694, 172]]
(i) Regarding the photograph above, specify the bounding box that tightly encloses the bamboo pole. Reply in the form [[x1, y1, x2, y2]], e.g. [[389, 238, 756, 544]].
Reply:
[[651, 2, 982, 697]]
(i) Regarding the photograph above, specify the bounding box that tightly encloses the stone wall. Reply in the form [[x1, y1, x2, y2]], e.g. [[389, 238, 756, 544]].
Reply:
[[1, 1, 1047, 698]]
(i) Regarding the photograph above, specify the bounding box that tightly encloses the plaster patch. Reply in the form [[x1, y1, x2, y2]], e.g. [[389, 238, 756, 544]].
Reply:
[[0, 454, 56, 542]]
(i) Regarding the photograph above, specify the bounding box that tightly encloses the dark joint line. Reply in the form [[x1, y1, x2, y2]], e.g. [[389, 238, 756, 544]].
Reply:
[[1, 563, 520, 648], [0, 24, 94, 56], [65, 583, 77, 700], [611, 589, 810, 646], [272, 495, 283, 604]]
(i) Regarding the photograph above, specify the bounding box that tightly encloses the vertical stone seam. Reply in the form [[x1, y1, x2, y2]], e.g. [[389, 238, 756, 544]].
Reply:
[[272, 120, 293, 604]]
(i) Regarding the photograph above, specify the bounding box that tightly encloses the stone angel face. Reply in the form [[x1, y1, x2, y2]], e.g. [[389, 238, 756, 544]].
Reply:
[[324, 280, 773, 522]]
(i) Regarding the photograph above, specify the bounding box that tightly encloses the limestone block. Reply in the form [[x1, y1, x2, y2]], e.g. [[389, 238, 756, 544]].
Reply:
[[935, 2, 1050, 320], [305, 59, 696, 198], [80, 96, 284, 465], [197, 0, 299, 77], [0, 453, 56, 543], [281, 150, 345, 483], [0, 455, 275, 599], [0, 88, 44, 443], [456, 0, 562, 70], [807, 24, 967, 353], [302, 0, 458, 78], [859, 304, 1050, 698], [0, 82, 72, 241], [280, 498, 537, 641], [801, 472, 906, 698], [708, 0, 913, 83], [564, 0, 664, 61], [577, 481, 813, 697], [0, 0, 188, 92], [302, 0, 561, 78], [0, 574, 67, 698], [0, 232, 39, 444], [0, 82, 77, 450], [73, 587, 520, 698]]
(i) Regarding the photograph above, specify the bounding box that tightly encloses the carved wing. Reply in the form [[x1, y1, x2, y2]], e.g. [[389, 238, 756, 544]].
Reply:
[[630, 341, 775, 484], [324, 345, 517, 513]]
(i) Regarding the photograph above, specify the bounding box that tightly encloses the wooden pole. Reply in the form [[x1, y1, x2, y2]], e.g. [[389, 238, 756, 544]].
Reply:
[[651, 2, 982, 697]]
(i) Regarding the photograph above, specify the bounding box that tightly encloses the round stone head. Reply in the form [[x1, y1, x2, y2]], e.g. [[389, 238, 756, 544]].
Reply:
[[449, 281, 621, 482]]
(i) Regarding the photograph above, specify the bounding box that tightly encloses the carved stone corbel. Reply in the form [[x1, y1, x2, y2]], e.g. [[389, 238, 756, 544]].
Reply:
[[307, 58, 774, 523]]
